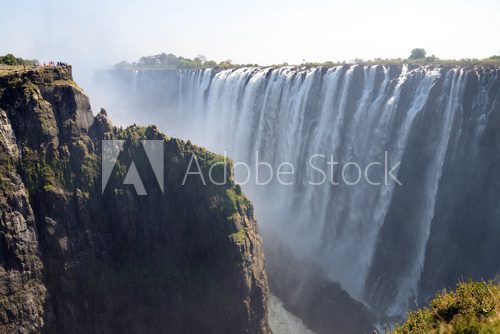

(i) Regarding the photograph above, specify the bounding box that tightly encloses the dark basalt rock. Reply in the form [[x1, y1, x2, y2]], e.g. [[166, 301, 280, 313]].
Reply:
[[265, 238, 375, 334], [0, 67, 271, 333]]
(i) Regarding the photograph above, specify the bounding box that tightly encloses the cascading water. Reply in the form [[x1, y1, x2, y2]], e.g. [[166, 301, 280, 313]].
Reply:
[[101, 64, 500, 319]]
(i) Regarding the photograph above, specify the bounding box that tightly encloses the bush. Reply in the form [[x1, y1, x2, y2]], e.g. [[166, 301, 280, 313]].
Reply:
[[392, 280, 500, 334]]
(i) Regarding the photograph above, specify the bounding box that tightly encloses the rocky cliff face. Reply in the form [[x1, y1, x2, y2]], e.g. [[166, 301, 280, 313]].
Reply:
[[101, 65, 500, 318], [0, 66, 271, 333], [265, 239, 375, 334]]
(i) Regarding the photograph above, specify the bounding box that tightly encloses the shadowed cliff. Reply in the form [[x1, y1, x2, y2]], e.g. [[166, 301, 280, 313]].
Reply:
[[0, 66, 271, 333]]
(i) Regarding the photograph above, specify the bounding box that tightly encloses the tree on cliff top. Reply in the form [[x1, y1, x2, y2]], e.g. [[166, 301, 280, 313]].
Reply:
[[409, 48, 427, 60]]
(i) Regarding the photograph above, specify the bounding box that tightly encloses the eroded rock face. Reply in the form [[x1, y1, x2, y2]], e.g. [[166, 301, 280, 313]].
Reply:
[[0, 67, 271, 333], [0, 108, 46, 334], [265, 238, 375, 334]]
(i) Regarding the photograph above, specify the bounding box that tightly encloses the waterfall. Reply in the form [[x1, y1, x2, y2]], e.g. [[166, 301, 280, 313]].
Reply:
[[115, 64, 500, 316]]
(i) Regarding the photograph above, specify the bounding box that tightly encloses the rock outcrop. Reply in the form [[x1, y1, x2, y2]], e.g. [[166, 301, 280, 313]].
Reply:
[[0, 66, 271, 333], [265, 239, 375, 334]]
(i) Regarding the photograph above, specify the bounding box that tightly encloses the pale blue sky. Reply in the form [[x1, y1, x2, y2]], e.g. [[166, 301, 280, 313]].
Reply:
[[1, 0, 499, 84]]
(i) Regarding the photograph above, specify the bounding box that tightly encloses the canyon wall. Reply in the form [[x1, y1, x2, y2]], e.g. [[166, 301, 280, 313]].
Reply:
[[101, 64, 500, 318], [0, 66, 271, 333]]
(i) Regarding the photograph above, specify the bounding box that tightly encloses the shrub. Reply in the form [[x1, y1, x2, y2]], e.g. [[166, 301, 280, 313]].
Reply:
[[392, 280, 500, 334]]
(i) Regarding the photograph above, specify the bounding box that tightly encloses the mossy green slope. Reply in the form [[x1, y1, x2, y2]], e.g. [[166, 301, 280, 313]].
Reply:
[[392, 281, 500, 334]]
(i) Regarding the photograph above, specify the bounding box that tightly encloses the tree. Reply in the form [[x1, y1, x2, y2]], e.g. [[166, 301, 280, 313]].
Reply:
[[138, 56, 158, 66], [218, 59, 233, 69], [0, 53, 37, 66], [0, 53, 18, 65], [115, 61, 131, 69], [194, 55, 207, 64], [425, 54, 437, 62], [409, 48, 427, 60], [204, 60, 217, 68]]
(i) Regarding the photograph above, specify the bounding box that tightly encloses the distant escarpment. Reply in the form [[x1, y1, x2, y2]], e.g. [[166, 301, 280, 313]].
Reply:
[[0, 66, 270, 333]]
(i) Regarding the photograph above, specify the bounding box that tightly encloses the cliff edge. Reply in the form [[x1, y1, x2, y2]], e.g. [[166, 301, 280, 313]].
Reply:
[[0, 66, 271, 333]]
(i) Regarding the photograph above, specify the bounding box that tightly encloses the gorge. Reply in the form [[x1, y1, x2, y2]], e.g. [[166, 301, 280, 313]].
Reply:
[[2, 0, 499, 331], [1, 61, 499, 333], [97, 63, 500, 325]]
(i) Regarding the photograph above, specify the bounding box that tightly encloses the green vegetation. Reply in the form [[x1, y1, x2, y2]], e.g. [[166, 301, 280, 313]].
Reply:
[[52, 79, 83, 92], [300, 56, 500, 68], [392, 280, 500, 334], [116, 53, 260, 70], [0, 65, 265, 333], [119, 50, 500, 71], [300, 48, 500, 67], [116, 53, 219, 69], [0, 155, 17, 192], [230, 228, 246, 245], [409, 48, 427, 60], [0, 53, 38, 66]]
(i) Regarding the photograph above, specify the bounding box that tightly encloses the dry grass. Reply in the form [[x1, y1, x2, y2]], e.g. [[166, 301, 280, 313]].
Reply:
[[0, 64, 26, 76], [392, 280, 500, 334]]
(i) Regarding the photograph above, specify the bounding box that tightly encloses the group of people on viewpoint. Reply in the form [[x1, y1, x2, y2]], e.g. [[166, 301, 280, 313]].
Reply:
[[26, 61, 69, 70], [44, 61, 69, 67]]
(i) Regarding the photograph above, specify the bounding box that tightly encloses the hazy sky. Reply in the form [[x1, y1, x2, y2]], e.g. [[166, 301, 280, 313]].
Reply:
[[1, 0, 499, 84]]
